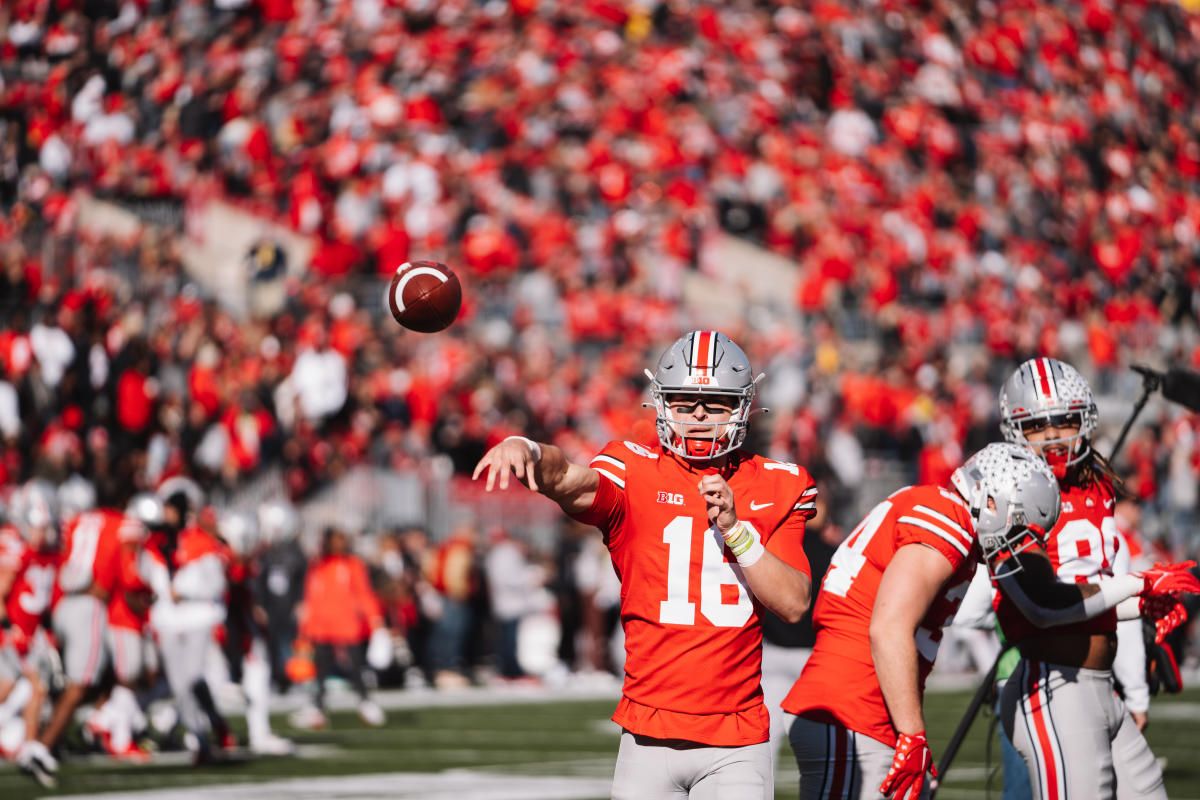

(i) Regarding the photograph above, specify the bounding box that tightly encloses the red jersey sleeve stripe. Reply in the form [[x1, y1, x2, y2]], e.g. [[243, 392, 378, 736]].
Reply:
[[593, 467, 626, 490], [897, 515, 970, 557], [591, 454, 626, 473], [938, 487, 969, 510], [911, 504, 972, 545]]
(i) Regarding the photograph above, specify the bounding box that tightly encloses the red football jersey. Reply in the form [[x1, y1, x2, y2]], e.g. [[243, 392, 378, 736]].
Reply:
[[0, 528, 58, 653], [57, 509, 140, 599], [995, 474, 1119, 643], [783, 485, 978, 746], [108, 531, 155, 631], [574, 440, 817, 746]]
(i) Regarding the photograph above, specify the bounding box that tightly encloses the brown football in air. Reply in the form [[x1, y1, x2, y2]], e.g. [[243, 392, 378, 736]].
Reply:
[[387, 261, 462, 333]]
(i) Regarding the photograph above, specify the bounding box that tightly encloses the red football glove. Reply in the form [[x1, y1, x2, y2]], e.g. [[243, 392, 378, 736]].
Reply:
[[880, 731, 937, 800], [1136, 561, 1200, 596], [1141, 594, 1189, 644]]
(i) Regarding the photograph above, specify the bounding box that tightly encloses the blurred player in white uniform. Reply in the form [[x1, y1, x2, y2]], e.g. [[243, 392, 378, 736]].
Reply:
[[143, 479, 231, 762]]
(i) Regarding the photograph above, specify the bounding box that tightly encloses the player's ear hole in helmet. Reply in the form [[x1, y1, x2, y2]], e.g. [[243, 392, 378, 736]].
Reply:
[[643, 331, 767, 461], [951, 442, 1061, 571]]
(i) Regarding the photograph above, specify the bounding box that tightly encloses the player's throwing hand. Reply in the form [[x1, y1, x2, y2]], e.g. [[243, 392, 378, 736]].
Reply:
[[472, 436, 543, 492]]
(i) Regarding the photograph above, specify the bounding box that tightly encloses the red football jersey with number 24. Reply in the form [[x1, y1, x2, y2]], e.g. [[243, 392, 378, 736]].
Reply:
[[573, 440, 817, 746]]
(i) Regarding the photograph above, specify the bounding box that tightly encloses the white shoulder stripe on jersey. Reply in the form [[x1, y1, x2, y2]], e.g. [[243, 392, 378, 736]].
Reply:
[[591, 454, 626, 472], [801, 486, 819, 498], [793, 502, 817, 511], [593, 468, 626, 490], [937, 487, 970, 510], [911, 504, 972, 544], [898, 515, 970, 557]]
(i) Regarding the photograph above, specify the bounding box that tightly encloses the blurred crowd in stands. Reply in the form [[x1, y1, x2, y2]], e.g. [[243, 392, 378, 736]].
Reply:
[[0, 0, 1199, 683]]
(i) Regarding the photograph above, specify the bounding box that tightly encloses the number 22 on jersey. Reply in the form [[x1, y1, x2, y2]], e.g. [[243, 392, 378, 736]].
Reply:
[[658, 516, 754, 628]]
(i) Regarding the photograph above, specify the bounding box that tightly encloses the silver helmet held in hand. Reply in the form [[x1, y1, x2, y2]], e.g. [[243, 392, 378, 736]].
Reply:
[[951, 442, 1061, 567], [644, 330, 763, 460], [999, 358, 1098, 479]]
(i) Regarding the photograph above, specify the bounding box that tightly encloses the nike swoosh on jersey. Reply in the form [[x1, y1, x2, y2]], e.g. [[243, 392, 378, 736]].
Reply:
[[749, 501, 774, 511]]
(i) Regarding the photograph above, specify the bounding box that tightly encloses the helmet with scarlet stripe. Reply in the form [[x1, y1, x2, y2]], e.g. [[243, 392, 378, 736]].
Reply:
[[999, 358, 1098, 478], [644, 331, 761, 460]]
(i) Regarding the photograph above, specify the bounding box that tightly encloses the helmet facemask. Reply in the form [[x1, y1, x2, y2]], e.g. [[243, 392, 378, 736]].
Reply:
[[649, 384, 755, 460]]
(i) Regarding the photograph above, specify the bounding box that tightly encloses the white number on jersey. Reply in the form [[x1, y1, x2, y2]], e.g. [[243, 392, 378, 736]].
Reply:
[[823, 500, 893, 598], [659, 516, 754, 628], [59, 511, 103, 592], [1054, 517, 1117, 583], [763, 460, 800, 476], [17, 564, 55, 616]]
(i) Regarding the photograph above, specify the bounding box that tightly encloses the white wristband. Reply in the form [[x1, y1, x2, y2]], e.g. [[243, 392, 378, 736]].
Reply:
[[504, 435, 543, 463], [733, 520, 766, 568], [1091, 573, 1146, 616]]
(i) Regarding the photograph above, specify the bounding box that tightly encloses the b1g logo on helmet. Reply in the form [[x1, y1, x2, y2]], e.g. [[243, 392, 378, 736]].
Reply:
[[656, 491, 685, 506]]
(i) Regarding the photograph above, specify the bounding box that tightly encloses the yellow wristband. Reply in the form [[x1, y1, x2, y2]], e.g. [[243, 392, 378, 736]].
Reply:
[[723, 521, 754, 557]]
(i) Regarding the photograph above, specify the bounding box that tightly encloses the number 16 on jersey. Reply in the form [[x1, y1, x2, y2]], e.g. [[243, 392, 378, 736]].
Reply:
[[659, 516, 754, 628]]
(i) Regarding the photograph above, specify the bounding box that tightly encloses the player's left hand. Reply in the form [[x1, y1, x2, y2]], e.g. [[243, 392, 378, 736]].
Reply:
[[879, 731, 937, 800], [1142, 593, 1188, 644], [698, 474, 737, 534]]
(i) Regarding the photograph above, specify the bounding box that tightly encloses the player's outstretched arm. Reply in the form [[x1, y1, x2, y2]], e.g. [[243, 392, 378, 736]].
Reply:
[[473, 436, 600, 517], [698, 474, 810, 623], [991, 546, 1200, 629]]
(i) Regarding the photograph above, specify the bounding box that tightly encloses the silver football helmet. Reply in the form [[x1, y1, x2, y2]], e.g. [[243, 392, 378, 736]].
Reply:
[[258, 499, 300, 545], [999, 358, 1098, 478], [644, 331, 763, 460], [12, 480, 59, 548], [951, 442, 1061, 567], [58, 475, 97, 522]]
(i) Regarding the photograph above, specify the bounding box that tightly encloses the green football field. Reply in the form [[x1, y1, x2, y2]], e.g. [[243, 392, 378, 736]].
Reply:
[[2, 687, 1198, 799]]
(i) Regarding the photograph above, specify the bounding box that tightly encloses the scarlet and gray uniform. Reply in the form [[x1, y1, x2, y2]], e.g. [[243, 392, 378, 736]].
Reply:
[[996, 476, 1165, 800], [54, 510, 140, 686]]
